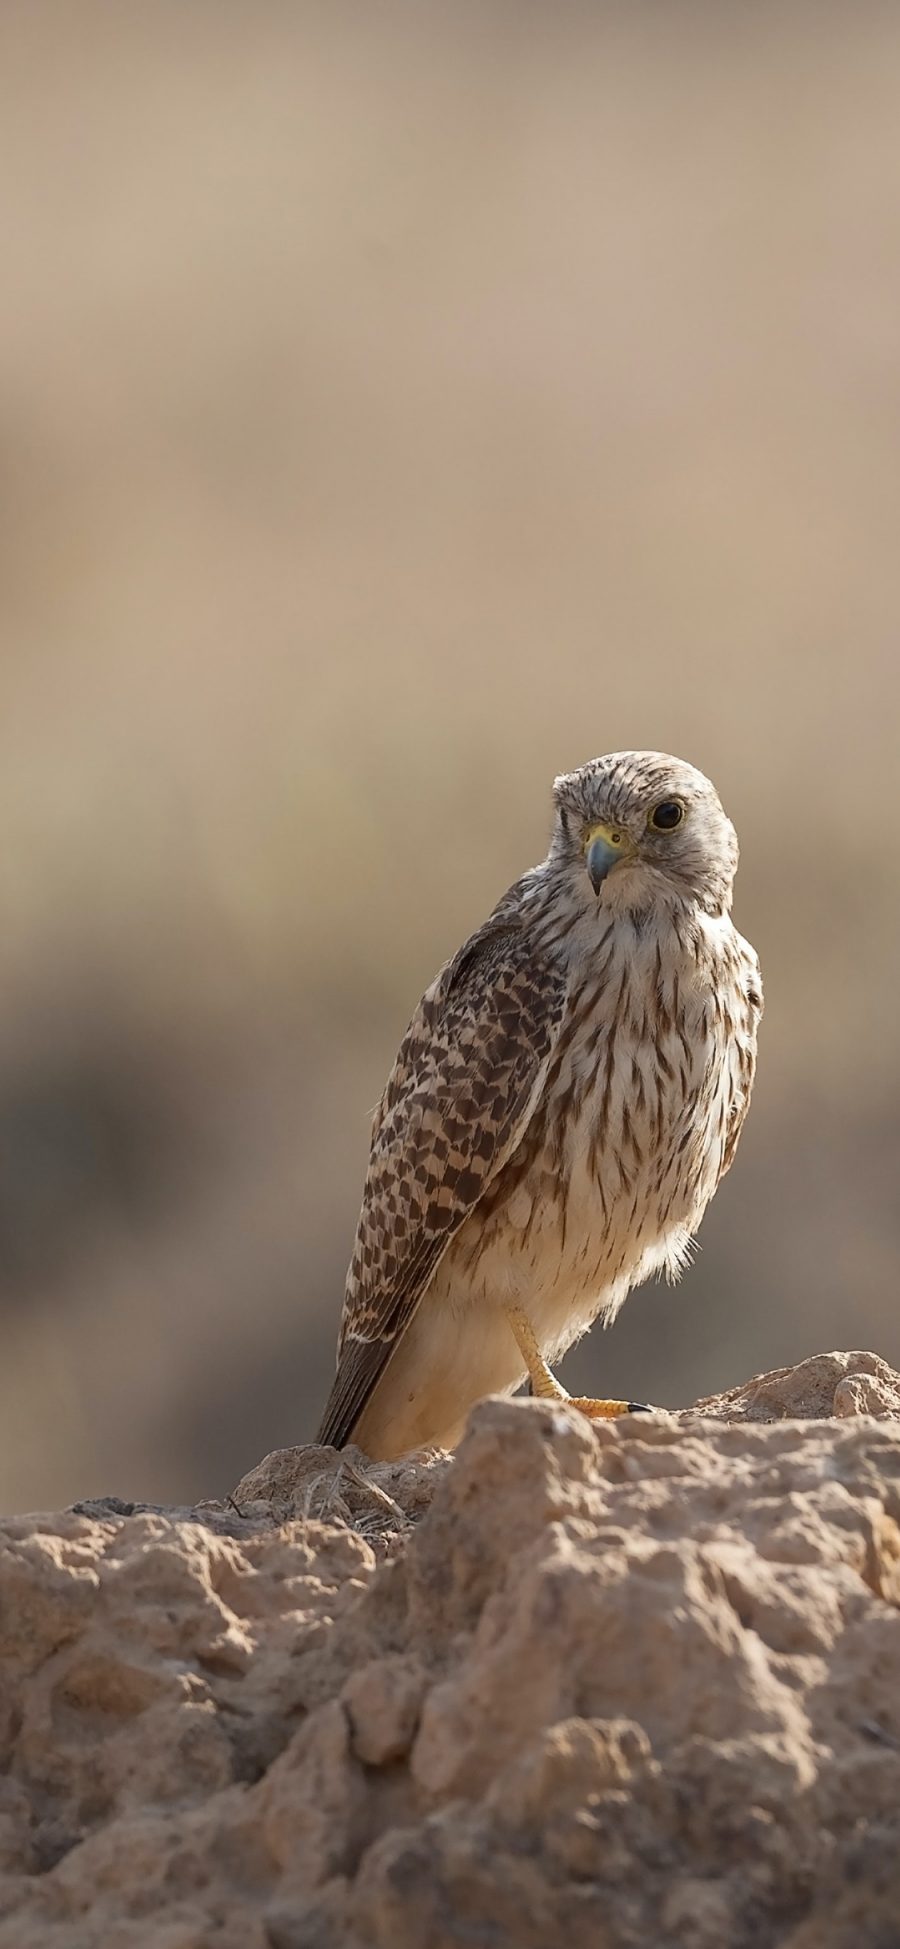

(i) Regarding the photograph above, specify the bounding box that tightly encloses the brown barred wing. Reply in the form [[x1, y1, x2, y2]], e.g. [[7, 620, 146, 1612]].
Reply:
[[315, 918, 567, 1449]]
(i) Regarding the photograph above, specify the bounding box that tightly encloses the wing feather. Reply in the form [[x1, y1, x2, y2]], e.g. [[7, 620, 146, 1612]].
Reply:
[[316, 912, 566, 1448]]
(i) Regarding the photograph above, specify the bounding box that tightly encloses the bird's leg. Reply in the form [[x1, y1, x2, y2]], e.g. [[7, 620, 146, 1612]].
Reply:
[[504, 1305, 651, 1419], [505, 1305, 569, 1400]]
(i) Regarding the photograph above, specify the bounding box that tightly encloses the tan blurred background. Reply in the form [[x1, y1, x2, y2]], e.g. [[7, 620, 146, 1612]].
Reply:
[[1, 0, 898, 1509]]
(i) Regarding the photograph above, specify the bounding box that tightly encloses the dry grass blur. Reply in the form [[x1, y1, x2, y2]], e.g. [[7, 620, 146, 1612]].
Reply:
[[1, 0, 898, 1508]]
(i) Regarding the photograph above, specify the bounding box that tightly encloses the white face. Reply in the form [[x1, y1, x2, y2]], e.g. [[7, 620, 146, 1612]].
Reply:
[[552, 751, 740, 916]]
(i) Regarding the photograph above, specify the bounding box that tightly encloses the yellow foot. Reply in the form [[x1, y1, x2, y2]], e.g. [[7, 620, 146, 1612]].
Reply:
[[504, 1305, 658, 1421], [568, 1396, 654, 1419]]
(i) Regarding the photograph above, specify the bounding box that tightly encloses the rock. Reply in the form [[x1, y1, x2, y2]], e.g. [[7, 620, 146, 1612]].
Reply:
[[342, 1655, 426, 1766], [0, 1351, 898, 1947], [693, 1347, 900, 1421]]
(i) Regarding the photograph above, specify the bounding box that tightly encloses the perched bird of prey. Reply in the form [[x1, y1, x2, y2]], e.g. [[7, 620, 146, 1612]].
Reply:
[[317, 751, 762, 1459]]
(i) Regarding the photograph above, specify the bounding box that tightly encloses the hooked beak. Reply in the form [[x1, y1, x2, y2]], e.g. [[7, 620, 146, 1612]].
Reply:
[[584, 822, 636, 895]]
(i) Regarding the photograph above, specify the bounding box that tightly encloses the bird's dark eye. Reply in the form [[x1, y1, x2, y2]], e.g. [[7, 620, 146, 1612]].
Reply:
[[650, 799, 684, 832]]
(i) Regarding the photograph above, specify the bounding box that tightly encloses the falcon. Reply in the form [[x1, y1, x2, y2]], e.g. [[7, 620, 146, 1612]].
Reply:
[[317, 751, 762, 1458]]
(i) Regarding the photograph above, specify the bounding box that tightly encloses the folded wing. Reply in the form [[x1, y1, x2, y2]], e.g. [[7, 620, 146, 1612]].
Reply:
[[316, 912, 567, 1448]]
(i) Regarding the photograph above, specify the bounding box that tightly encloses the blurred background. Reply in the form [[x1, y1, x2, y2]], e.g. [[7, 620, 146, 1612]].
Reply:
[[1, 0, 898, 1509]]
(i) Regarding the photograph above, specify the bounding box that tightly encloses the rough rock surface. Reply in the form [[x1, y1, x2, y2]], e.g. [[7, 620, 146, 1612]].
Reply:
[[2, 1351, 900, 1948]]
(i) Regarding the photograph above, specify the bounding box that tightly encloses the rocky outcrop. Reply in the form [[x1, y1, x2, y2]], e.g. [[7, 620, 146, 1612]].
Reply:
[[2, 1351, 900, 1947]]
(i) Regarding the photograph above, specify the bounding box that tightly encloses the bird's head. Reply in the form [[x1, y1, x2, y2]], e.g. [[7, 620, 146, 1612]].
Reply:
[[550, 751, 739, 918]]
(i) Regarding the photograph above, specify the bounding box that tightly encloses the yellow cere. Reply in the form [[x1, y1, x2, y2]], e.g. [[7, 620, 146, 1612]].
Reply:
[[583, 821, 634, 854]]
